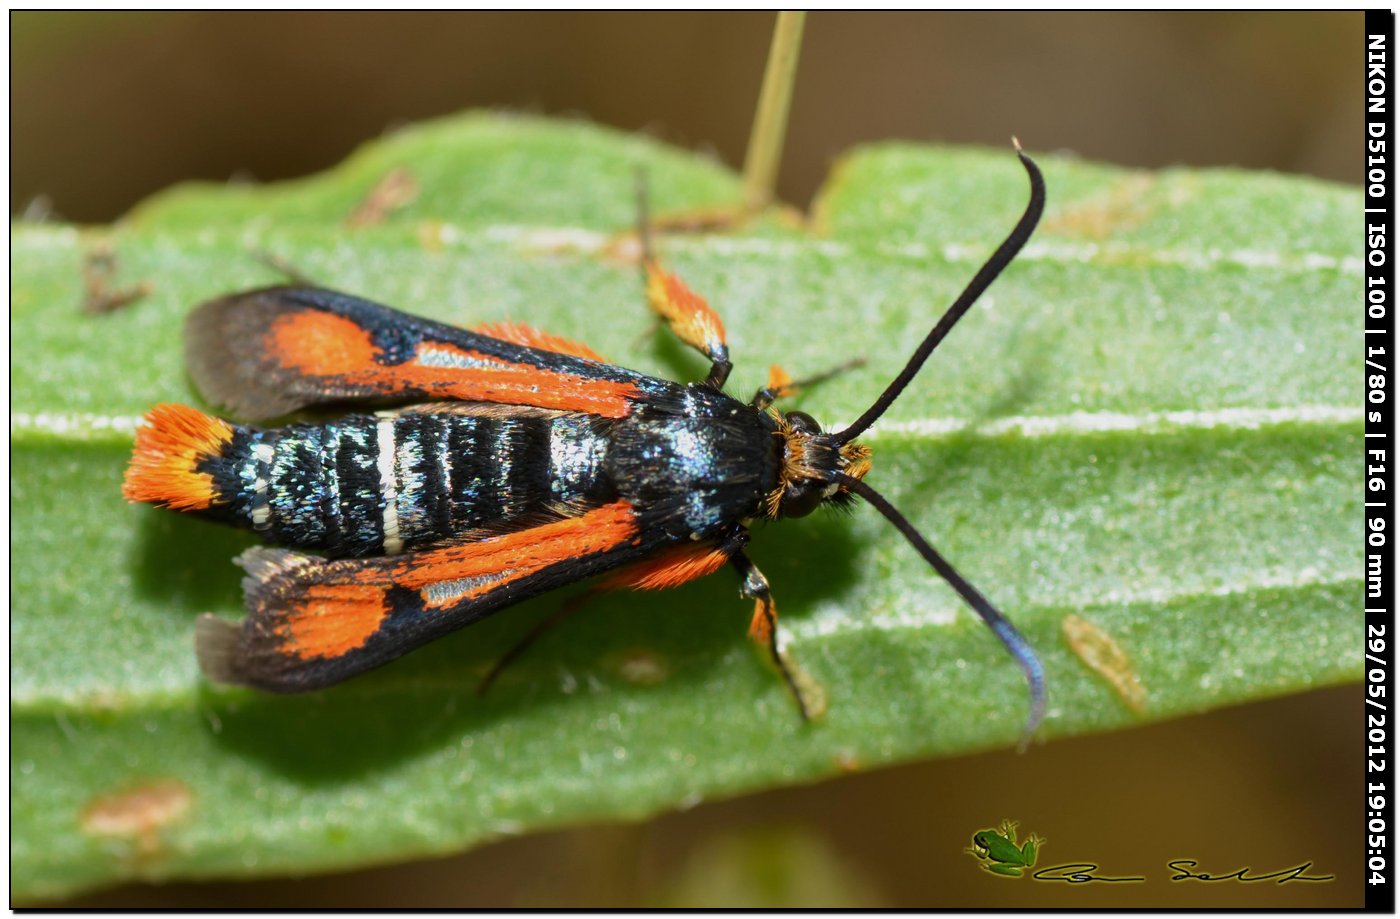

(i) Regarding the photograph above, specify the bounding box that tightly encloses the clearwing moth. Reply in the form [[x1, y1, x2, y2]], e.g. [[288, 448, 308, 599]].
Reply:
[[125, 145, 1048, 740]]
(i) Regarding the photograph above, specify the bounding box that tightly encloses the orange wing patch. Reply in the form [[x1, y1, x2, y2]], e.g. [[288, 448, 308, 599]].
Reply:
[[473, 320, 608, 363], [404, 342, 638, 417], [239, 503, 640, 669], [281, 583, 390, 661], [607, 543, 731, 591], [385, 501, 639, 605], [268, 308, 379, 376], [264, 310, 638, 418]]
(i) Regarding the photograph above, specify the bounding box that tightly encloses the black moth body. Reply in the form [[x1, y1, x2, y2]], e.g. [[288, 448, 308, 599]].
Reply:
[[189, 385, 786, 560]]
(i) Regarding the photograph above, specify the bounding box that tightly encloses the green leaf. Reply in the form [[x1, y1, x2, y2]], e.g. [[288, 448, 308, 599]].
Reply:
[[11, 112, 1359, 900]]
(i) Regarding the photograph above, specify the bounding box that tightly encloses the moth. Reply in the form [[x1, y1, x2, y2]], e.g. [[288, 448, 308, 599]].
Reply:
[[125, 146, 1048, 737]]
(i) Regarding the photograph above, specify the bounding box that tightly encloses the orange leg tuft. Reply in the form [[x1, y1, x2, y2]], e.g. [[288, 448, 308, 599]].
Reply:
[[643, 260, 728, 364], [747, 596, 774, 644]]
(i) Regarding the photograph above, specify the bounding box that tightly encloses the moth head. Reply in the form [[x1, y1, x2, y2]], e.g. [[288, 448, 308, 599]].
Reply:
[[767, 410, 872, 520], [761, 143, 1048, 744]]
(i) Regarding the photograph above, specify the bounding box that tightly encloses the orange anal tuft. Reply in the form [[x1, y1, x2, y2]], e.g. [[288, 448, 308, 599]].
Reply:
[[123, 404, 234, 511]]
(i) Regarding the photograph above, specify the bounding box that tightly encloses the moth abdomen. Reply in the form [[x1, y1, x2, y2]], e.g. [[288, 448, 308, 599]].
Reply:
[[125, 404, 618, 558]]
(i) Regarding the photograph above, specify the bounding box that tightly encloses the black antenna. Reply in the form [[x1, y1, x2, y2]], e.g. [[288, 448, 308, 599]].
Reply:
[[835, 473, 1046, 744], [833, 141, 1045, 445]]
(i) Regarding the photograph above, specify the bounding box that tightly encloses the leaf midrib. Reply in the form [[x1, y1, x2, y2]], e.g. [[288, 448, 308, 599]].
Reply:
[[8, 406, 1359, 446], [16, 219, 1364, 277]]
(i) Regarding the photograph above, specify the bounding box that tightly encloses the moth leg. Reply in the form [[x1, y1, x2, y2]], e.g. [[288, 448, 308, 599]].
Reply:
[[636, 170, 732, 389], [476, 586, 604, 696], [750, 357, 867, 410], [730, 550, 815, 721]]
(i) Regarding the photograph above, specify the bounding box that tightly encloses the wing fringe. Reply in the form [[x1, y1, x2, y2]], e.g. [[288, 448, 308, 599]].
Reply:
[[194, 613, 247, 686], [185, 288, 306, 420]]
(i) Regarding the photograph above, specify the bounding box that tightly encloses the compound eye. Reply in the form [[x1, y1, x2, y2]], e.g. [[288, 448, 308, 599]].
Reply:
[[785, 410, 822, 435], [780, 480, 824, 518]]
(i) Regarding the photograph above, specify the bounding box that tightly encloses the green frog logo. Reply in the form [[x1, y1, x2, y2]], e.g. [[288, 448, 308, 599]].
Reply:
[[966, 819, 1044, 877]]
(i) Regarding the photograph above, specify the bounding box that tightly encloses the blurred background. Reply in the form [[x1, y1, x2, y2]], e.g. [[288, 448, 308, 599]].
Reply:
[[14, 10, 1362, 907], [14, 11, 1359, 222]]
